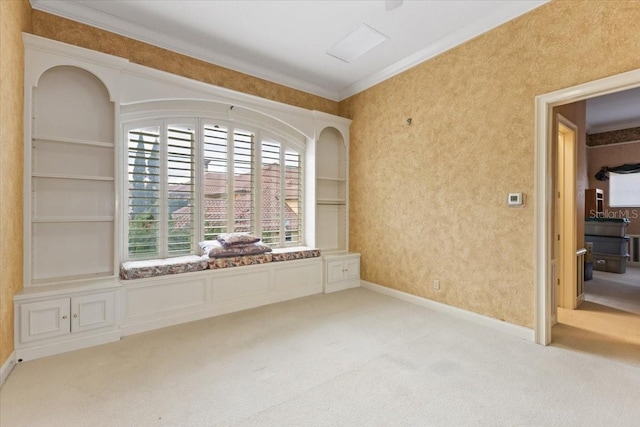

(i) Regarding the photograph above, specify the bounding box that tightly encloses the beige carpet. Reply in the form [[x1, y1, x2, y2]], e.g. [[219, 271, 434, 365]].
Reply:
[[585, 265, 640, 315], [554, 266, 640, 365], [2, 288, 640, 426]]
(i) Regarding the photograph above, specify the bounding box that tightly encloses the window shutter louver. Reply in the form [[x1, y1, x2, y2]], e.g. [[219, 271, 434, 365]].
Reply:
[[127, 126, 161, 258], [203, 124, 229, 239], [261, 140, 281, 246], [232, 129, 254, 234], [285, 148, 303, 246], [167, 124, 196, 256]]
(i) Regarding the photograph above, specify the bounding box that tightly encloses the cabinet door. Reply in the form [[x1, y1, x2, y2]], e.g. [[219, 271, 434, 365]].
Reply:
[[343, 258, 360, 281], [326, 260, 346, 284], [20, 298, 71, 343], [71, 292, 115, 333]]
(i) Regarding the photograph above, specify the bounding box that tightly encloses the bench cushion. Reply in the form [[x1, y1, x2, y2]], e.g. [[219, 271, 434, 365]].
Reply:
[[121, 255, 208, 280], [207, 253, 273, 269], [121, 247, 321, 279], [271, 247, 321, 262]]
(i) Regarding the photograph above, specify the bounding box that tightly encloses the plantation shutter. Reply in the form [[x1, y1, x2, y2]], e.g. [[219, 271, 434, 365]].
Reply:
[[202, 124, 229, 239], [284, 148, 303, 245], [166, 124, 196, 255], [232, 129, 254, 233], [126, 117, 303, 260], [127, 125, 161, 258], [261, 140, 281, 246]]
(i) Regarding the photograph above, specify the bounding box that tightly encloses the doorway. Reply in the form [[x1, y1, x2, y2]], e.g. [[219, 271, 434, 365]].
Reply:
[[535, 69, 640, 346], [555, 115, 581, 312]]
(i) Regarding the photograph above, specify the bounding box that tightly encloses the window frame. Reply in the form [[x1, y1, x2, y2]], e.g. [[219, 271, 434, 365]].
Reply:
[[609, 172, 640, 208], [122, 111, 305, 261]]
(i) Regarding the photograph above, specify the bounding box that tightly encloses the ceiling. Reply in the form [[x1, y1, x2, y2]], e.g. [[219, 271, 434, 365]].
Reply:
[[30, 0, 640, 132], [586, 87, 640, 134], [30, 0, 548, 101]]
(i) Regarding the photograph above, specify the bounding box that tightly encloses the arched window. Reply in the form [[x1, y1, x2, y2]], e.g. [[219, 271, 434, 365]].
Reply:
[[124, 116, 303, 260]]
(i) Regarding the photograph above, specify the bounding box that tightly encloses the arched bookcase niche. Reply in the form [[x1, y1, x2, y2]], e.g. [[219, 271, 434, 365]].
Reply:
[[315, 126, 348, 253], [29, 65, 116, 285]]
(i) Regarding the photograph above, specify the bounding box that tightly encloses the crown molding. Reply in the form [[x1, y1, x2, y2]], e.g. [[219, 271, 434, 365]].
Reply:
[[30, 0, 341, 101], [32, 0, 547, 102]]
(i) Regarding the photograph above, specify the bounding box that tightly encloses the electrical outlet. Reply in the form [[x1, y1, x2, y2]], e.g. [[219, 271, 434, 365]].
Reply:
[[433, 279, 440, 290]]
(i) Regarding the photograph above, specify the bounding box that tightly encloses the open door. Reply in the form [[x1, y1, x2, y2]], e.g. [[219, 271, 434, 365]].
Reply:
[[556, 114, 581, 310]]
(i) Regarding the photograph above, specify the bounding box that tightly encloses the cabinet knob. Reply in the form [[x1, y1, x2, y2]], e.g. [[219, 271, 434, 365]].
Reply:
[[62, 315, 68, 320], [73, 314, 78, 318]]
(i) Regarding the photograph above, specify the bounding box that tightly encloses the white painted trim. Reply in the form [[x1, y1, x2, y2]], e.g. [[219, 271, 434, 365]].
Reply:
[[0, 351, 17, 388], [120, 62, 320, 141], [534, 68, 640, 345], [361, 280, 535, 342], [15, 330, 121, 363], [324, 280, 360, 294]]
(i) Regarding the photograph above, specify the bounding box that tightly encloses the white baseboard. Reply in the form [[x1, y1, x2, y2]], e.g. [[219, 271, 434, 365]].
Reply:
[[361, 280, 535, 342], [15, 329, 121, 362], [324, 279, 360, 294], [1, 351, 17, 388]]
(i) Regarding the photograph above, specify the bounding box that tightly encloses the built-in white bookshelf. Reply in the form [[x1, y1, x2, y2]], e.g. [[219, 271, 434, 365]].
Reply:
[[15, 34, 358, 362], [28, 65, 116, 285], [316, 126, 348, 253]]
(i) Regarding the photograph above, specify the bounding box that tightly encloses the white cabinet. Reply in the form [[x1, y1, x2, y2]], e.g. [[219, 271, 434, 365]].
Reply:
[[19, 292, 115, 343], [314, 120, 361, 293], [71, 292, 117, 333], [14, 283, 121, 361], [324, 253, 361, 293], [19, 298, 70, 343]]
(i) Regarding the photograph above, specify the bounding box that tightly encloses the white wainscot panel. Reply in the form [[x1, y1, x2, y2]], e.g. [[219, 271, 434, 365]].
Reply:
[[211, 270, 270, 308], [272, 261, 323, 302], [125, 278, 208, 321]]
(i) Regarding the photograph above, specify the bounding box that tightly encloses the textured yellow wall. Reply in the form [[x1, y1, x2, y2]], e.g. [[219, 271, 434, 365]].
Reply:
[[340, 1, 640, 328], [0, 0, 32, 366], [31, 11, 339, 116]]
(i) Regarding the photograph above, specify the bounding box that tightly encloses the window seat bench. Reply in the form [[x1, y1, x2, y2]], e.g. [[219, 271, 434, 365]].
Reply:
[[120, 247, 321, 280], [119, 247, 323, 336]]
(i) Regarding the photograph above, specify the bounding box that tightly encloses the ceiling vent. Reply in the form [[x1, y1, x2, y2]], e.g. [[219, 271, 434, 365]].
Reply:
[[327, 24, 389, 63]]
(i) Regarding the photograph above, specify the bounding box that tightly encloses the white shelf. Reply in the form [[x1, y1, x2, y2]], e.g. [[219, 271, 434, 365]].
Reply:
[[33, 134, 114, 148], [33, 216, 115, 223], [317, 176, 346, 182], [317, 199, 346, 205], [15, 277, 120, 301], [31, 272, 115, 287], [32, 173, 114, 182]]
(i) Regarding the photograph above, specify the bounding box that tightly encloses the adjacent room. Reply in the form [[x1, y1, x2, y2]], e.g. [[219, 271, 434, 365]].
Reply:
[[553, 87, 640, 357], [2, 1, 640, 425]]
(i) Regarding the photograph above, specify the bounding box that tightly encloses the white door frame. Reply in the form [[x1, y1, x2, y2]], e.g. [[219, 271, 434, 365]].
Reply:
[[556, 114, 579, 310], [534, 69, 640, 345]]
